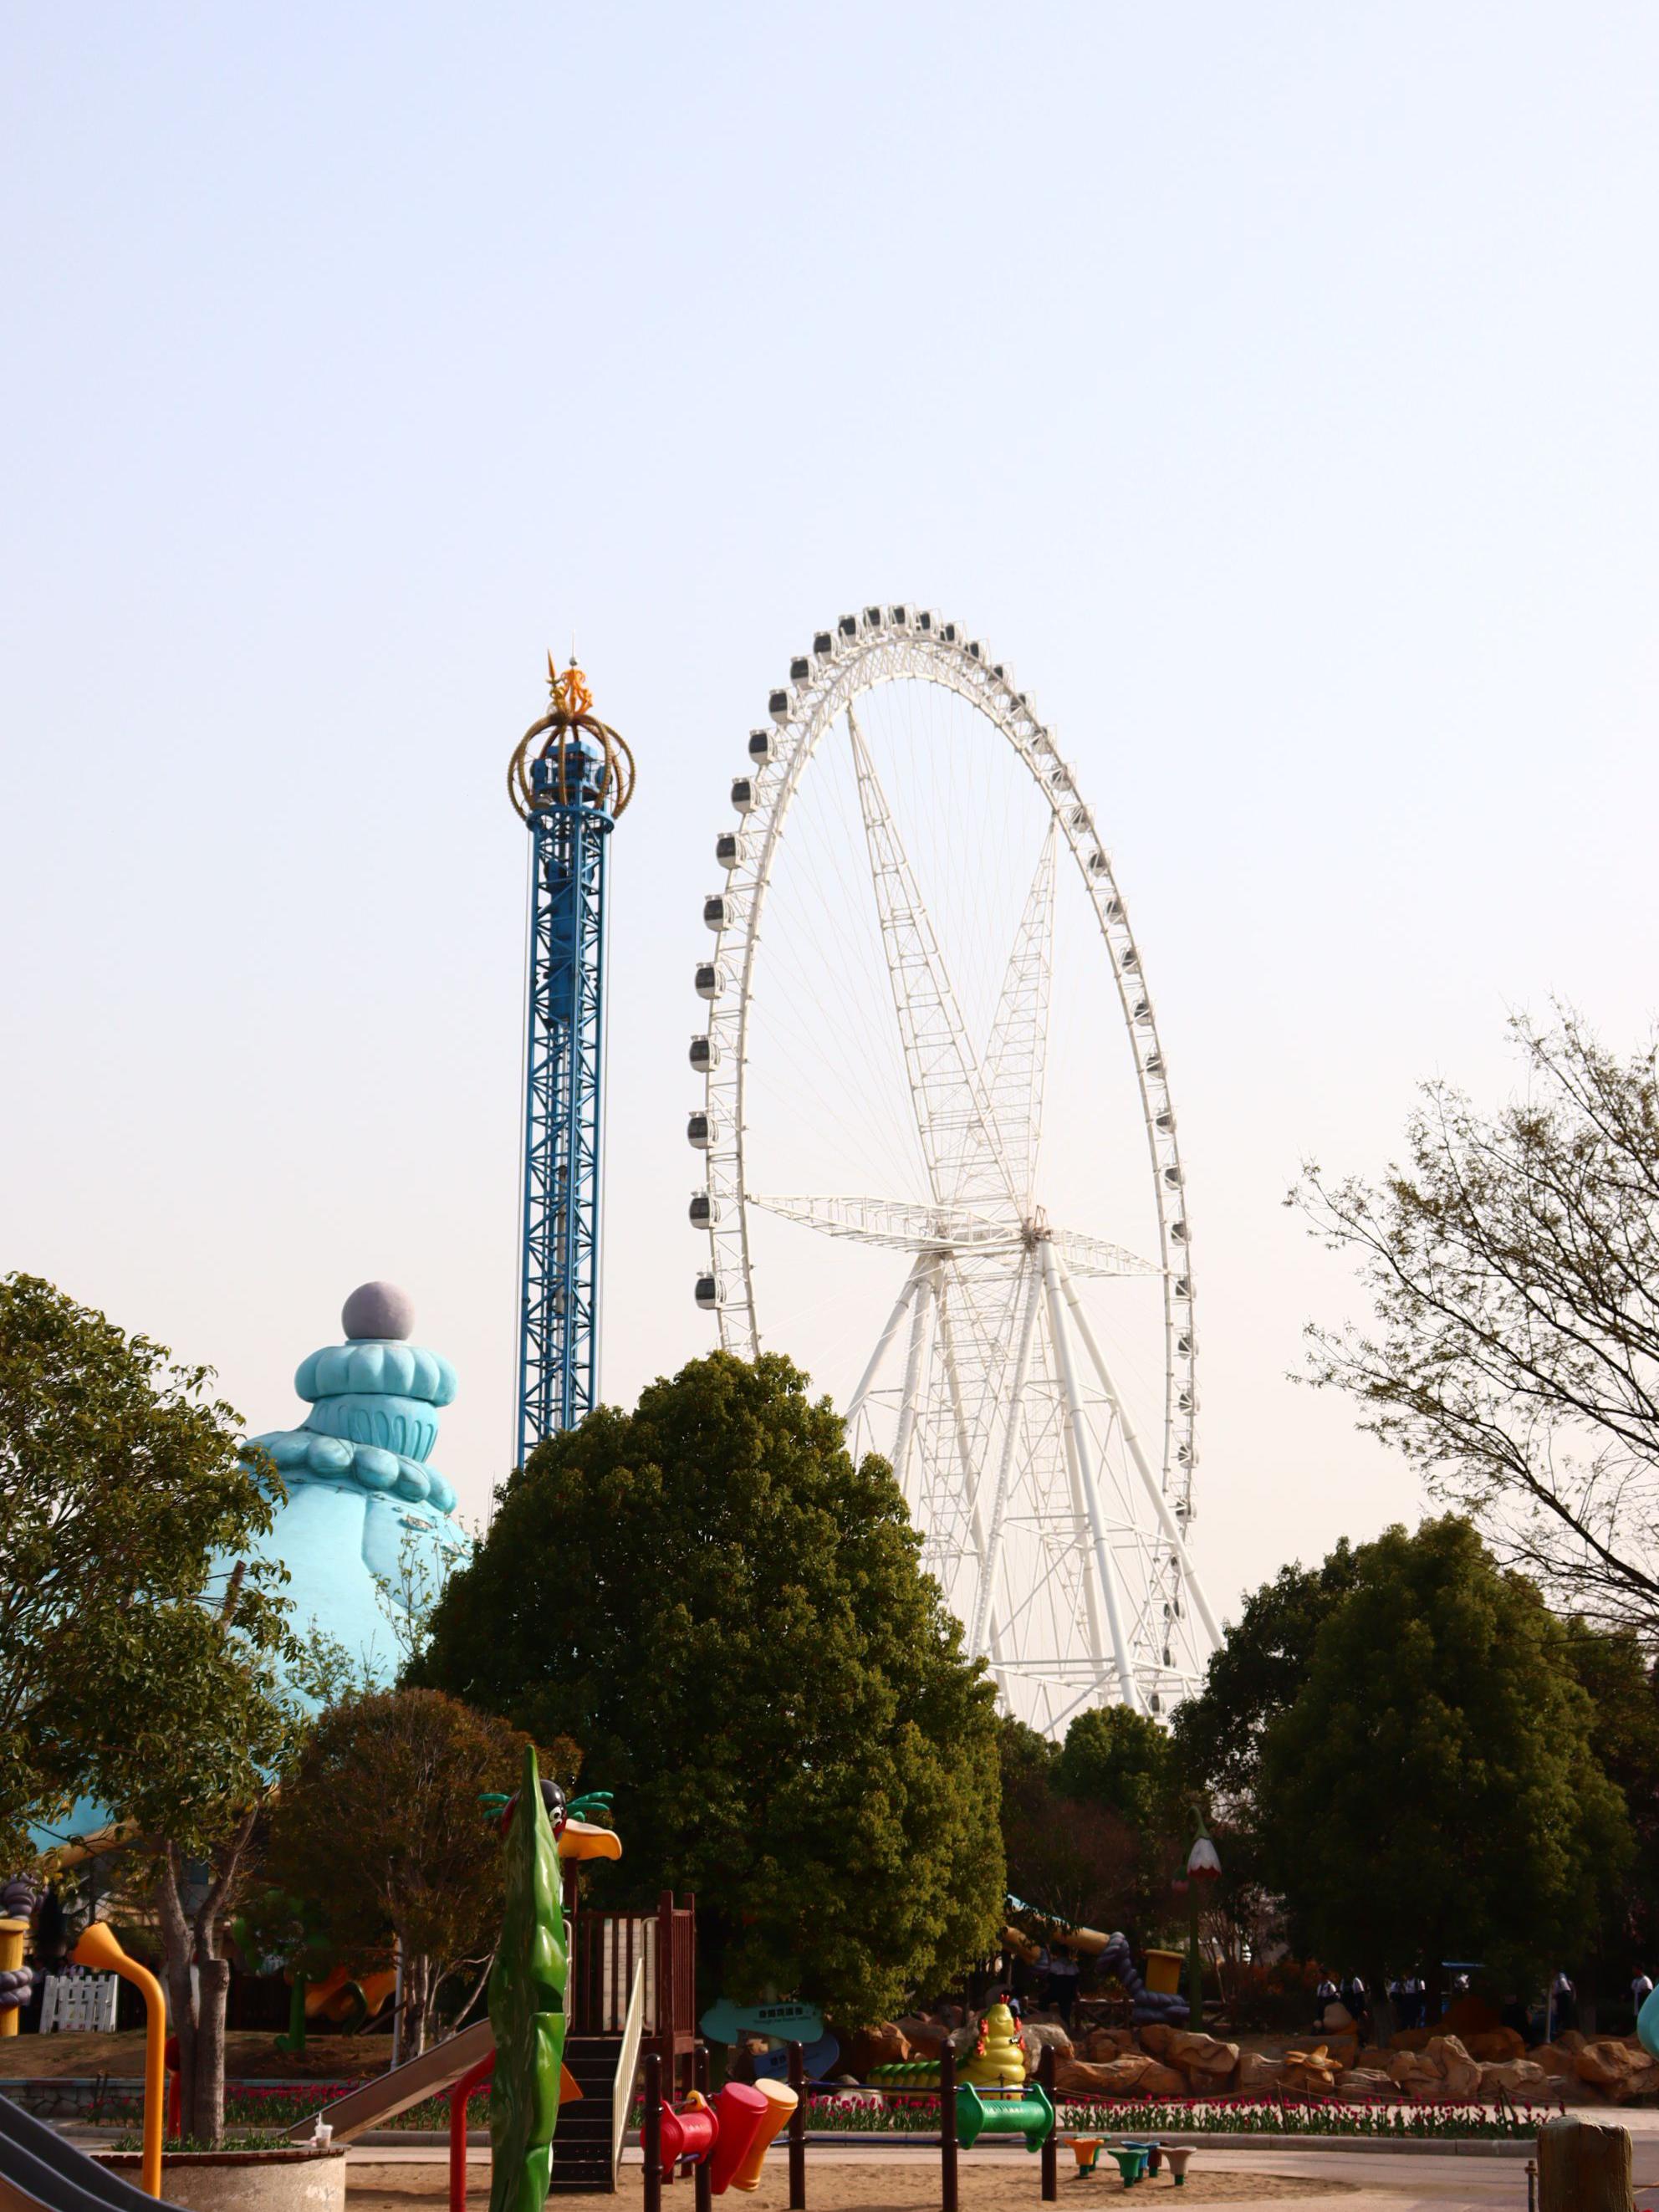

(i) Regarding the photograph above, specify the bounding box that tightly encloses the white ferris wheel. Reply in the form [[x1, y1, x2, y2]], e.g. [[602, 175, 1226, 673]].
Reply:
[[687, 606, 1218, 1730]]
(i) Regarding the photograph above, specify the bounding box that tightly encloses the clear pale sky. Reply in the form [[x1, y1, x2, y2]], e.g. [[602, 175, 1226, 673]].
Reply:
[[4, 4, 1657, 1636]]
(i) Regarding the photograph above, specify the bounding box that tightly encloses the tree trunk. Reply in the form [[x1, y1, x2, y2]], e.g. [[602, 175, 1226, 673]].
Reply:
[[1538, 2117, 1632, 2212], [190, 1959, 230, 2145], [400, 1951, 431, 2060], [154, 1854, 198, 2140], [151, 1810, 258, 2150]]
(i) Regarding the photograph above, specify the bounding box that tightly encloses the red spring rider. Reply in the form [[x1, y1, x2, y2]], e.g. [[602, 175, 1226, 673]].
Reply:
[[658, 2082, 771, 2194]]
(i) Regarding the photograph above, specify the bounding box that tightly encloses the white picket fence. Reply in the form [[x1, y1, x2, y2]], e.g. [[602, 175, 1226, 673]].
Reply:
[[39, 1969, 118, 2033]]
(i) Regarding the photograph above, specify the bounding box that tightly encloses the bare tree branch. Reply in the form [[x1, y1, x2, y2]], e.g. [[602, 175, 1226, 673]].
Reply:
[[1293, 1009, 1659, 1637]]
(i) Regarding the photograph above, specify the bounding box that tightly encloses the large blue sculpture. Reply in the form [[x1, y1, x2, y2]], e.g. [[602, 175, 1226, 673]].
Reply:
[[244, 1281, 468, 1681]]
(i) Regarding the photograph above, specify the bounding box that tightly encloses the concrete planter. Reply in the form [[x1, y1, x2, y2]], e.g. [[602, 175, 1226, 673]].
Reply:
[[96, 2146, 346, 2212]]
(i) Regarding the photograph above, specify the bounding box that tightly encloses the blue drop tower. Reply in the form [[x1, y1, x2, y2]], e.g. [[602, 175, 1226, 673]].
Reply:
[[508, 659, 636, 1460]]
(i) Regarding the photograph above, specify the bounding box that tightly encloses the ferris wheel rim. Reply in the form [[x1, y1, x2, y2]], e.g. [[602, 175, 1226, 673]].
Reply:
[[691, 608, 1198, 1529]]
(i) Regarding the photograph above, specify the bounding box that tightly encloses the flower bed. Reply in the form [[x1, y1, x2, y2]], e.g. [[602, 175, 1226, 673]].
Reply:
[[1055, 2097, 1546, 2141], [626, 2089, 1549, 2142], [93, 2083, 491, 2136], [226, 2084, 491, 2133], [100, 2079, 1550, 2145]]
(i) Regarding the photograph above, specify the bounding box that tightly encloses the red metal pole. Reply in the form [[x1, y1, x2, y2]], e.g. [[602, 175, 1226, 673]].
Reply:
[[786, 2040, 806, 2210], [692, 2046, 712, 2212], [448, 2051, 494, 2212], [657, 1892, 675, 2094], [940, 2041, 958, 2212], [1039, 2044, 1057, 2202], [643, 2051, 663, 2212]]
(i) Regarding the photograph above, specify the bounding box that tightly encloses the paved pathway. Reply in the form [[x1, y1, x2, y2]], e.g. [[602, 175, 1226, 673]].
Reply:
[[350, 2122, 1659, 2210]]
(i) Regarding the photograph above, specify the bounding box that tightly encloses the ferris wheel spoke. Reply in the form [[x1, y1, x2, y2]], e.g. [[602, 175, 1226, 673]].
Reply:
[[1039, 1235, 1141, 1711], [978, 822, 1057, 1213], [967, 1255, 1043, 1662], [845, 703, 1017, 1216], [932, 1275, 1008, 1672], [747, 1191, 1025, 1253], [1054, 1229, 1162, 1279]]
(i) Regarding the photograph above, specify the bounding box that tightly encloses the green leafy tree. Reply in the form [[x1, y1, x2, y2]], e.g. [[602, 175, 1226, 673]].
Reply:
[[1170, 1542, 1360, 1813], [0, 1274, 289, 1857], [1052, 1705, 1173, 1835], [267, 1688, 556, 2056], [1297, 1011, 1659, 1637], [998, 1717, 1139, 1940], [415, 1351, 1002, 2025], [0, 1275, 299, 2145], [1258, 1516, 1631, 2009], [1166, 1547, 1365, 1978], [1559, 1620, 1659, 2017], [89, 1556, 302, 2146]]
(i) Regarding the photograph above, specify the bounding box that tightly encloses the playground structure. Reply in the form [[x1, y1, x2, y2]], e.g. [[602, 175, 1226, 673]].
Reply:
[[697, 2000, 839, 2085], [644, 2036, 1065, 2212], [870, 2000, 1030, 2092], [508, 657, 636, 1458], [654, 2078, 796, 2192], [1003, 1905, 1189, 2028], [690, 607, 1217, 1729], [0, 1753, 658, 2210]]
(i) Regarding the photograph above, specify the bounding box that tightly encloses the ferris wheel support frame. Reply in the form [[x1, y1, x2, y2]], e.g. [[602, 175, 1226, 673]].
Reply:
[[1039, 1234, 1141, 1709], [967, 1258, 1044, 1663], [845, 1255, 926, 1427], [1057, 1258, 1222, 1649]]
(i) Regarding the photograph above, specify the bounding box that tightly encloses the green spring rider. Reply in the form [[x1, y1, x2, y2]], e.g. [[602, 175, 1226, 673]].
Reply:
[[955, 2084, 1056, 2153]]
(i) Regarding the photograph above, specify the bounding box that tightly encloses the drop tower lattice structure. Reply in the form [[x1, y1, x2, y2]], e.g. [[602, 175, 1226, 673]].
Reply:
[[508, 659, 635, 1461]]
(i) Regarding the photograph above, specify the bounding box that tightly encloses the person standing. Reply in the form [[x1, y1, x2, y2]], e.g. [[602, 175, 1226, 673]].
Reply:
[[1047, 1944, 1080, 2029], [1314, 1972, 1340, 2028], [1550, 1969, 1577, 2039]]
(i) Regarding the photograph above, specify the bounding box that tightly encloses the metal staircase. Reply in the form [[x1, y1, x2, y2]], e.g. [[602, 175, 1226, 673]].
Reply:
[[549, 2034, 630, 2195]]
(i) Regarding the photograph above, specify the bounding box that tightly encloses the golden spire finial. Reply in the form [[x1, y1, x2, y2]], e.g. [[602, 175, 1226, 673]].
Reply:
[[549, 647, 593, 719]]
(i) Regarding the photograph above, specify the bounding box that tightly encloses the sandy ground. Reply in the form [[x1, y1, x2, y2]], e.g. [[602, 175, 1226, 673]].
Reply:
[[346, 2157, 1346, 2210]]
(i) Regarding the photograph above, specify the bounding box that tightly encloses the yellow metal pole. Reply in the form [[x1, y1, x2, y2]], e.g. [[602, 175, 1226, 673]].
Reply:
[[74, 1923, 166, 2197], [0, 1918, 28, 2037]]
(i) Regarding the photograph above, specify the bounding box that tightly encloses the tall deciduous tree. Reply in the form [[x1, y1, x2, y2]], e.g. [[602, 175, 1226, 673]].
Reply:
[[268, 1689, 554, 2055], [1052, 1704, 1173, 1835], [1171, 1543, 1360, 1813], [414, 1351, 1003, 2026], [1298, 1012, 1659, 1636], [0, 1274, 288, 1857], [0, 1275, 299, 2145], [1258, 1517, 1631, 2005], [1559, 1620, 1659, 2014], [998, 1718, 1140, 1940], [94, 1587, 301, 2147]]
